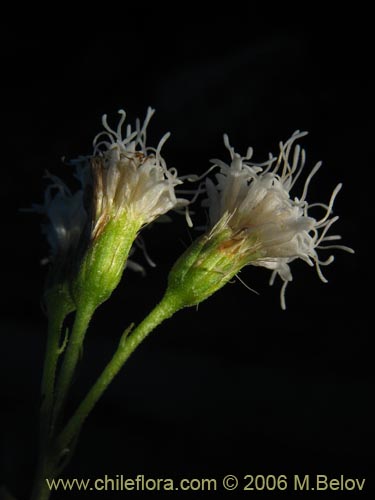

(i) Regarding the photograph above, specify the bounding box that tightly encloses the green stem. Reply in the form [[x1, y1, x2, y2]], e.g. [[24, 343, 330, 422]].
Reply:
[[55, 291, 182, 453], [52, 301, 95, 429], [31, 301, 69, 500], [39, 307, 66, 445], [30, 455, 54, 500]]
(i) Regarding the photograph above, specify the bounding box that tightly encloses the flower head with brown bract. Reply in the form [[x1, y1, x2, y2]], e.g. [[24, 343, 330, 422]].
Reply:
[[204, 131, 354, 308]]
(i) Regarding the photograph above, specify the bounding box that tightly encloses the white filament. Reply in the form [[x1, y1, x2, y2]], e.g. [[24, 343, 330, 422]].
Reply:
[[90, 108, 188, 233]]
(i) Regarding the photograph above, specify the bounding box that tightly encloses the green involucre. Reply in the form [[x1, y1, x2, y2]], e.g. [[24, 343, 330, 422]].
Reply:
[[72, 214, 141, 309]]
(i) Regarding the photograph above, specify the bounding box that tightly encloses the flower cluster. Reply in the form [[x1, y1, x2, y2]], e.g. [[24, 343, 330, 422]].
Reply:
[[33, 108, 189, 309], [33, 107, 353, 310]]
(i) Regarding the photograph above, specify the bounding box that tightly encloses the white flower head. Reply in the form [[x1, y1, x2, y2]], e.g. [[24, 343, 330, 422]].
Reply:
[[205, 131, 354, 309], [30, 173, 86, 267], [82, 107, 188, 240]]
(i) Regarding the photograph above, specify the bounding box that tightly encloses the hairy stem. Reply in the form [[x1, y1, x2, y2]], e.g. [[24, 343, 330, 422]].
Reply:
[[56, 291, 182, 453], [31, 299, 70, 500], [52, 301, 95, 429]]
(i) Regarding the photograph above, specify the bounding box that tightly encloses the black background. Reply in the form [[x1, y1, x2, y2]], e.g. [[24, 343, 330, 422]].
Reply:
[[0, 8, 372, 500]]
